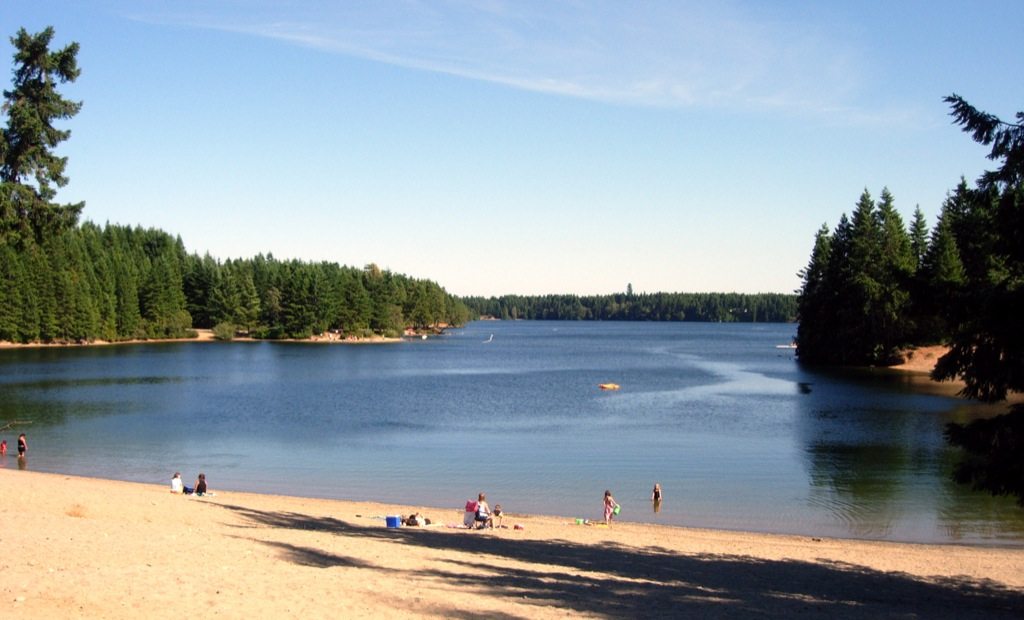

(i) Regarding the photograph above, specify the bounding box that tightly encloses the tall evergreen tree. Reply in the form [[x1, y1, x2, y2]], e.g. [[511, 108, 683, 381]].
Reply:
[[0, 243, 22, 340], [838, 191, 886, 363], [183, 254, 219, 329], [934, 97, 1024, 402], [796, 190, 920, 366], [140, 251, 191, 338], [0, 27, 82, 244], [875, 188, 915, 357], [339, 270, 371, 333], [918, 208, 965, 339], [945, 94, 1024, 190], [795, 224, 833, 362], [909, 206, 929, 269], [234, 268, 261, 334]]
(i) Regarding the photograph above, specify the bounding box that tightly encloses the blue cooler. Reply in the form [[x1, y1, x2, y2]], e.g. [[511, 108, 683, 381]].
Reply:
[[385, 515, 402, 528]]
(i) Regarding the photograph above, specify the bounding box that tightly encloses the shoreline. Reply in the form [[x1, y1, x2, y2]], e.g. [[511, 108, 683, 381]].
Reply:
[[3, 469, 1022, 618], [891, 344, 949, 374], [0, 328, 406, 349]]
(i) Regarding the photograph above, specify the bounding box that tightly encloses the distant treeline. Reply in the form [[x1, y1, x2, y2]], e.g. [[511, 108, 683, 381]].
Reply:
[[0, 222, 471, 343], [461, 292, 797, 322]]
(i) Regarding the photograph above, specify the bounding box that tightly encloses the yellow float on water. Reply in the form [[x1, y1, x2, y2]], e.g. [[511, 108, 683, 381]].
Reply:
[[598, 383, 620, 391]]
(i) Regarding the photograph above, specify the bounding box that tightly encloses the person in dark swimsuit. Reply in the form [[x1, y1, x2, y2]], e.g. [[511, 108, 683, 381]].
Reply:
[[651, 482, 663, 513], [194, 473, 207, 496], [17, 433, 27, 457]]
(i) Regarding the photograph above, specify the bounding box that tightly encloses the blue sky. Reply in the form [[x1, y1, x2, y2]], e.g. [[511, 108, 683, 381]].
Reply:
[[5, 1, 1022, 296]]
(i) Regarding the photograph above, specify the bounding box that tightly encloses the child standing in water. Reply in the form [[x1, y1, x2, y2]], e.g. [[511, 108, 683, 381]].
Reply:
[[604, 490, 618, 525]]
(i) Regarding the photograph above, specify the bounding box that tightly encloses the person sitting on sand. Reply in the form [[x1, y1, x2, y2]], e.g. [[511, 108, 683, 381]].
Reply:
[[194, 473, 208, 496], [474, 493, 493, 529], [492, 504, 504, 527], [170, 472, 184, 494]]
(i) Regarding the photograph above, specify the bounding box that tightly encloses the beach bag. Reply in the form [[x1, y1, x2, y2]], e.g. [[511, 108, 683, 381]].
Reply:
[[613, 504, 621, 515]]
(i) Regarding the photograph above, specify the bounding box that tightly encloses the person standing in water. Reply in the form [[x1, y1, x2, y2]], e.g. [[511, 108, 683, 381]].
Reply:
[[16, 433, 27, 469], [651, 483, 663, 513]]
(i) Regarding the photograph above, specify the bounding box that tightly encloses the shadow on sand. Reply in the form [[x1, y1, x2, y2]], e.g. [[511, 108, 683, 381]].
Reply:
[[215, 503, 1022, 619]]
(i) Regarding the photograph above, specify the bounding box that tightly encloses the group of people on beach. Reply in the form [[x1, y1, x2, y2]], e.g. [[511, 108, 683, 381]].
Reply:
[[170, 472, 208, 496], [4, 434, 661, 529], [459, 484, 661, 530], [600, 483, 662, 525], [0, 433, 27, 457], [464, 492, 504, 529], [0, 433, 28, 469]]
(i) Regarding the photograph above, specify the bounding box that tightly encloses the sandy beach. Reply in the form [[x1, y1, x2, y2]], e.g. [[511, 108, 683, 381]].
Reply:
[[2, 469, 1022, 618], [892, 344, 950, 374]]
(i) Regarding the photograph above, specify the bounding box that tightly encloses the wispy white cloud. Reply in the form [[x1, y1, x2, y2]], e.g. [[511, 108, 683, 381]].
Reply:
[[133, 0, 904, 121]]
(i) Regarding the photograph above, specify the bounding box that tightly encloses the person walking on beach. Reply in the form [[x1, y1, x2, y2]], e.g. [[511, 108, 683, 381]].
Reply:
[[604, 490, 619, 525]]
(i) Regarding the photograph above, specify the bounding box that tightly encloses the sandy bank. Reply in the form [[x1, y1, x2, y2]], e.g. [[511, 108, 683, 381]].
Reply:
[[2, 469, 1022, 618], [892, 344, 950, 373]]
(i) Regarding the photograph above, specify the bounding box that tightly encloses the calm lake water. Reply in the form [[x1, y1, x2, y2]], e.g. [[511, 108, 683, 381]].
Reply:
[[2, 321, 1022, 546]]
